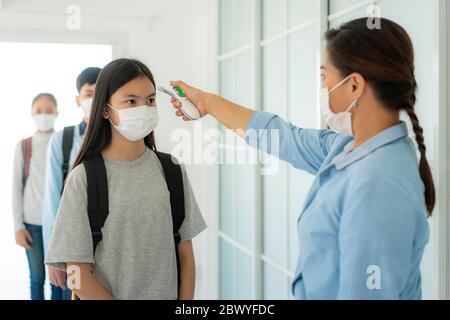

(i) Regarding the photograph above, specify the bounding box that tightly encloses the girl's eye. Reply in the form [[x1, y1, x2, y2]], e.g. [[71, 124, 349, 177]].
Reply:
[[148, 98, 156, 105], [126, 99, 136, 105]]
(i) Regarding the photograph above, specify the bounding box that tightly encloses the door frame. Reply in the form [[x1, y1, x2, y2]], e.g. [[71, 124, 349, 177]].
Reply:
[[433, 0, 449, 300], [0, 28, 126, 59], [438, 0, 449, 300]]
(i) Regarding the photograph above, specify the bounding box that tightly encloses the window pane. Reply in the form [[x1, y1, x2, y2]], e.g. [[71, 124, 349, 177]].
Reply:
[[263, 262, 288, 299], [220, 164, 235, 237], [329, 0, 366, 15], [288, 25, 318, 128], [236, 0, 254, 48], [262, 0, 286, 40], [328, 6, 368, 29], [235, 161, 256, 249], [219, 58, 235, 101], [235, 250, 253, 299], [219, 0, 234, 54], [288, 0, 317, 28], [262, 37, 287, 267], [236, 49, 254, 107], [220, 238, 235, 299], [263, 38, 287, 117]]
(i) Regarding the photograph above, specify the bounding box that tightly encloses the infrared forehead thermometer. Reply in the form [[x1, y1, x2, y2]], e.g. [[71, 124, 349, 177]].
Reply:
[[158, 85, 201, 121]]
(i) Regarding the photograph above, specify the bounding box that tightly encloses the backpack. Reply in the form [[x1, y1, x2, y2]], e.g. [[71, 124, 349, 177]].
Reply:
[[21, 126, 74, 193], [82, 151, 185, 298], [62, 126, 75, 188], [21, 137, 32, 191]]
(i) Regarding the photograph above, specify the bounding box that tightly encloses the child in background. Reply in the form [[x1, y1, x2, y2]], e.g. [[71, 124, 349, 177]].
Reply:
[[12, 93, 58, 300], [42, 67, 101, 300]]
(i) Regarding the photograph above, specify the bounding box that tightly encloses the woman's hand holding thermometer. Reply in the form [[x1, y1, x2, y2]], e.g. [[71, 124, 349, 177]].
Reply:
[[168, 80, 255, 137], [158, 81, 207, 121]]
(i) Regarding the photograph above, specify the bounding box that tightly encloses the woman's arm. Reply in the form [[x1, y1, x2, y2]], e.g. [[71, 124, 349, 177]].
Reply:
[[169, 81, 340, 174], [170, 81, 254, 137], [177, 240, 196, 300], [67, 262, 114, 300]]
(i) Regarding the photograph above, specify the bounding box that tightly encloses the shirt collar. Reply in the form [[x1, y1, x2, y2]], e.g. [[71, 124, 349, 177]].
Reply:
[[333, 122, 409, 171], [79, 120, 87, 136]]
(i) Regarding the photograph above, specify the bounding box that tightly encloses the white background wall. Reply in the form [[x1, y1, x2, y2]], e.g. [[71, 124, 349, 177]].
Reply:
[[0, 0, 219, 299]]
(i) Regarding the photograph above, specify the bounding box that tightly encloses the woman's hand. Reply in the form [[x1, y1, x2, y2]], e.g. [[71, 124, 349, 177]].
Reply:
[[169, 80, 209, 121], [169, 80, 255, 136], [15, 228, 32, 249]]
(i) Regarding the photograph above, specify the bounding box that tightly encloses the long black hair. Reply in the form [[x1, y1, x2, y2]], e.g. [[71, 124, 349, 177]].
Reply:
[[72, 58, 157, 170], [325, 18, 435, 216]]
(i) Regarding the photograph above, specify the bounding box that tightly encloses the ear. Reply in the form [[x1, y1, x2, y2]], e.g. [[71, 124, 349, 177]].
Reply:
[[75, 96, 81, 107], [350, 73, 365, 100], [103, 108, 110, 119]]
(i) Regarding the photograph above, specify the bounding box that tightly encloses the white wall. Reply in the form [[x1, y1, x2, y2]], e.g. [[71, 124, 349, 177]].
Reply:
[[0, 0, 219, 299]]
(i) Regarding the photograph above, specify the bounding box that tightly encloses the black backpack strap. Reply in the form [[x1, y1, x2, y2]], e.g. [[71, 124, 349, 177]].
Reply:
[[83, 155, 109, 255], [21, 137, 32, 190], [155, 151, 185, 297], [62, 126, 75, 184]]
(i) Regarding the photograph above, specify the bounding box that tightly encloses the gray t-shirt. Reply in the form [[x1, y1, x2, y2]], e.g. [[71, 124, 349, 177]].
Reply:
[[45, 148, 207, 300]]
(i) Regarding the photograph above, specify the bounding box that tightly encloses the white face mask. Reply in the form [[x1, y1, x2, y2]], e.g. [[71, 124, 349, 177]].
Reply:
[[33, 114, 56, 132], [107, 104, 159, 142], [81, 98, 93, 118], [320, 75, 358, 136]]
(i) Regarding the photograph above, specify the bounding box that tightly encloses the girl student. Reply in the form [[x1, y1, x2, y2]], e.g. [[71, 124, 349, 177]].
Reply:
[[12, 93, 59, 300], [45, 59, 207, 300]]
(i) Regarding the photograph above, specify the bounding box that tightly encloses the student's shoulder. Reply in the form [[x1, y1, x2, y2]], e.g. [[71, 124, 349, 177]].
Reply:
[[49, 125, 79, 144], [47, 128, 65, 147], [65, 163, 87, 188], [15, 135, 32, 147], [15, 139, 23, 150], [150, 150, 187, 172]]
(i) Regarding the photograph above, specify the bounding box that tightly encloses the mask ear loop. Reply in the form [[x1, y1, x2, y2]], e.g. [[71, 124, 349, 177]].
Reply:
[[346, 99, 358, 113], [105, 104, 120, 125], [329, 75, 353, 93], [106, 103, 119, 112], [330, 75, 359, 113]]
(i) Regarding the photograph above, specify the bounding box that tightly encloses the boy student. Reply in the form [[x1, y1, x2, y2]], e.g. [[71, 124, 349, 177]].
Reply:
[[12, 93, 58, 300], [42, 67, 101, 300]]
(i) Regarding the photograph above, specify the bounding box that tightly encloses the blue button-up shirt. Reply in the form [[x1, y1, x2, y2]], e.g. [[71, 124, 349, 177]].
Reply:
[[42, 122, 86, 255], [246, 112, 430, 300]]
